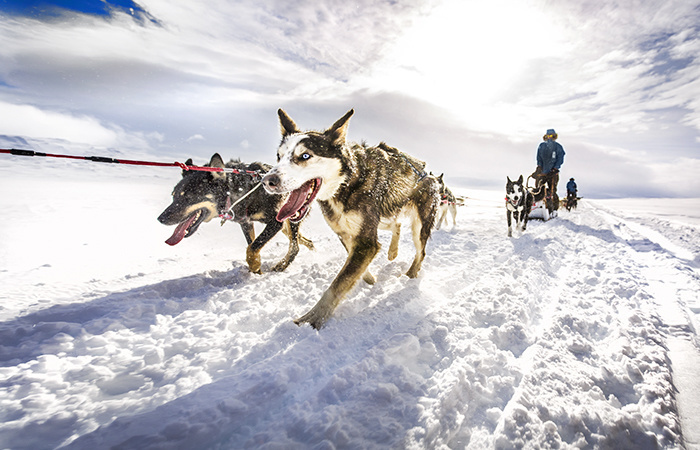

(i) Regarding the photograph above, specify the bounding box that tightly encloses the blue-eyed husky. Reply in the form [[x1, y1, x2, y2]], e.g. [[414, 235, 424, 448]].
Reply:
[[262, 109, 440, 329]]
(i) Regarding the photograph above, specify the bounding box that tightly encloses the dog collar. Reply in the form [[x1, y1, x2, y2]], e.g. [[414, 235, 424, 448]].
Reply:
[[505, 197, 523, 212]]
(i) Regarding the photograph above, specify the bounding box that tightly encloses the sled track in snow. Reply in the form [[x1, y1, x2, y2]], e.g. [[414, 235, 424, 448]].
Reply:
[[470, 201, 691, 448]]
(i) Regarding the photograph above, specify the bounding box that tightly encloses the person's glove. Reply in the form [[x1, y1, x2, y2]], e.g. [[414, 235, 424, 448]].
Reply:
[[551, 168, 559, 174]]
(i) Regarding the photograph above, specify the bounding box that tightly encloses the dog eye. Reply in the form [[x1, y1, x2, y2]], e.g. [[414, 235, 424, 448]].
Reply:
[[301, 153, 311, 160]]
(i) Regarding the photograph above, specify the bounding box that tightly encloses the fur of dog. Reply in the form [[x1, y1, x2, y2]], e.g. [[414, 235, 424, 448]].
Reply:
[[435, 173, 457, 230], [565, 193, 578, 211], [506, 175, 534, 237], [262, 109, 440, 329], [158, 153, 313, 273]]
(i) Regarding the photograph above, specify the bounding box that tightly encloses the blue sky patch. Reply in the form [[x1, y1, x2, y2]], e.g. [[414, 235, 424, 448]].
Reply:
[[0, 0, 157, 23]]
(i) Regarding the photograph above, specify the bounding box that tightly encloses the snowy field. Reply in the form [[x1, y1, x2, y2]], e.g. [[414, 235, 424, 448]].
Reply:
[[1, 156, 700, 449]]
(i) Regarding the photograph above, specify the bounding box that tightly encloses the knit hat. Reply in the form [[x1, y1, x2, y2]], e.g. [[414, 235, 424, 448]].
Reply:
[[543, 129, 558, 140]]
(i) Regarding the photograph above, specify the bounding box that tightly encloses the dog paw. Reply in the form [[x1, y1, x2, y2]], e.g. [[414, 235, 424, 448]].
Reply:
[[246, 247, 262, 274], [362, 271, 376, 285], [294, 312, 326, 330], [405, 265, 422, 279], [271, 261, 289, 272]]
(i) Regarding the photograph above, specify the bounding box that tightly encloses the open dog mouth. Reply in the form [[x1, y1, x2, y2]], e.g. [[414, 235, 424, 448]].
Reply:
[[276, 178, 321, 223], [165, 208, 208, 246]]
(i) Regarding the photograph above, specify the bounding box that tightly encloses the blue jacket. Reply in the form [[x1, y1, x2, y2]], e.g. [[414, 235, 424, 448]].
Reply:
[[567, 180, 577, 193], [537, 140, 565, 174]]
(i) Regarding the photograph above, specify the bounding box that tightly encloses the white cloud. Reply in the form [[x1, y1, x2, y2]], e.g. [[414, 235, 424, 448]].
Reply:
[[0, 101, 117, 146], [0, 0, 698, 197]]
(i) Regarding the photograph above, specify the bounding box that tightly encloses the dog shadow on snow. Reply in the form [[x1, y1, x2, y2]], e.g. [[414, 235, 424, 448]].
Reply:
[[0, 252, 442, 443], [0, 262, 259, 367], [59, 270, 442, 449]]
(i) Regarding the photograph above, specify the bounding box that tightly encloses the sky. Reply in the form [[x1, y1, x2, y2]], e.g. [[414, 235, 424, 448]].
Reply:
[[1, 0, 699, 198]]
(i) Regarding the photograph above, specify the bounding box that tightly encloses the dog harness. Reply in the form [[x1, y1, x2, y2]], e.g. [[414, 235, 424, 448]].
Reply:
[[399, 153, 427, 184], [219, 179, 264, 225], [505, 195, 527, 213]]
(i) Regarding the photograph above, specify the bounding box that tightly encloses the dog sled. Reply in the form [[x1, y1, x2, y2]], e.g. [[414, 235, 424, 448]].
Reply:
[[529, 199, 556, 221], [526, 174, 558, 221]]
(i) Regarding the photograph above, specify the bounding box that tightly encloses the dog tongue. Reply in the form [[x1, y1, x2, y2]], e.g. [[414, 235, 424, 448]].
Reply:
[[276, 181, 313, 222], [165, 213, 198, 246]]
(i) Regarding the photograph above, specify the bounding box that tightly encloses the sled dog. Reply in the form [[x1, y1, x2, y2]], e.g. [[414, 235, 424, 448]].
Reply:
[[262, 109, 440, 329], [506, 175, 533, 237], [158, 153, 313, 273], [435, 173, 457, 230], [565, 193, 578, 211]]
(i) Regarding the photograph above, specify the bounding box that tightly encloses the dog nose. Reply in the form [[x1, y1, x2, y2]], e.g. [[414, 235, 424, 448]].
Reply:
[[157, 211, 170, 225], [263, 173, 280, 191]]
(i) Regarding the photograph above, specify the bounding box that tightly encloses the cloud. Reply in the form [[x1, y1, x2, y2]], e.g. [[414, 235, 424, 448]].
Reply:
[[522, 0, 700, 134], [0, 0, 699, 197], [0, 101, 117, 146]]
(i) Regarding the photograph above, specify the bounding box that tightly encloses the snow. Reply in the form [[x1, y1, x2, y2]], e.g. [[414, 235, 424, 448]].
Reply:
[[1, 156, 699, 449]]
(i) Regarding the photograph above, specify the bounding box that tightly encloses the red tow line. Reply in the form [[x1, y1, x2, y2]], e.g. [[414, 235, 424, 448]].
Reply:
[[0, 148, 261, 177]]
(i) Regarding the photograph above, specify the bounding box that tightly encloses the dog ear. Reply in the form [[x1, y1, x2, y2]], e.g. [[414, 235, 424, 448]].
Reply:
[[209, 153, 226, 180], [182, 158, 194, 177], [278, 109, 300, 137], [518, 175, 523, 184], [325, 109, 354, 147], [507, 176, 512, 183]]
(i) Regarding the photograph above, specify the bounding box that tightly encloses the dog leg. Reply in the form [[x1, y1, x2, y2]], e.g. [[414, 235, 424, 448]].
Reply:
[[272, 221, 303, 272], [450, 206, 457, 227], [239, 222, 255, 246], [406, 210, 432, 278], [435, 209, 445, 230], [388, 222, 401, 261], [295, 235, 379, 329], [507, 211, 513, 237], [405, 179, 438, 278], [338, 234, 376, 285], [299, 235, 315, 251], [246, 220, 284, 274], [280, 220, 314, 251]]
